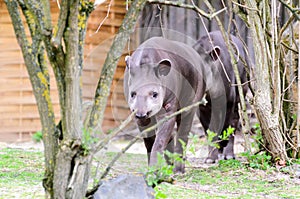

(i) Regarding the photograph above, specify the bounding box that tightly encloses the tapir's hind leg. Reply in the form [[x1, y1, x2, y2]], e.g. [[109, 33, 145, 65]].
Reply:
[[223, 134, 235, 160], [199, 96, 227, 164], [196, 107, 220, 163], [223, 108, 240, 160], [206, 146, 221, 163]]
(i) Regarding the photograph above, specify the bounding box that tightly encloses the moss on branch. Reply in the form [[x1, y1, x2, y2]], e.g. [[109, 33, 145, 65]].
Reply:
[[5, 0, 58, 197]]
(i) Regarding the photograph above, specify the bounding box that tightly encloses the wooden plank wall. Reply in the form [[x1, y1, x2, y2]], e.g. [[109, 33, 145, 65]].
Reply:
[[0, 0, 129, 142], [83, 0, 130, 132]]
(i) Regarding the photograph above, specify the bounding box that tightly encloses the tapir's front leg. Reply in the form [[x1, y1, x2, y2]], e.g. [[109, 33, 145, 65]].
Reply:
[[174, 110, 196, 173], [149, 117, 176, 167], [137, 117, 157, 163]]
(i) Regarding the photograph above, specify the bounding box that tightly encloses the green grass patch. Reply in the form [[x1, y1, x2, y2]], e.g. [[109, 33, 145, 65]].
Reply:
[[169, 159, 300, 199], [0, 148, 44, 198], [0, 147, 299, 199]]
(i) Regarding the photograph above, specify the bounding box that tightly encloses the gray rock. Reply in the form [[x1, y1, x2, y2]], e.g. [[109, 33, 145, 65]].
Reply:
[[93, 174, 155, 199]]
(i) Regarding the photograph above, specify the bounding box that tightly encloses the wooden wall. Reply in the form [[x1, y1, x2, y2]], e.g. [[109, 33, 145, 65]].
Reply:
[[0, 0, 129, 142]]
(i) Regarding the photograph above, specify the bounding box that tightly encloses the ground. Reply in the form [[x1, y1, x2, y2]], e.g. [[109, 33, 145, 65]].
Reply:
[[0, 139, 300, 199]]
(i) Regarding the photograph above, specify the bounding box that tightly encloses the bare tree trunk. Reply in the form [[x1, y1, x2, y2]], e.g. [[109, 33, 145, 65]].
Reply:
[[4, 1, 59, 197], [5, 0, 147, 198], [297, 21, 300, 158], [52, 0, 88, 198], [243, 0, 287, 162]]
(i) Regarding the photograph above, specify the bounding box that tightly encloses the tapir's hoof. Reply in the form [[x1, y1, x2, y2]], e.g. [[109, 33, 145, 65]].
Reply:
[[173, 164, 185, 174], [205, 158, 218, 164], [224, 155, 235, 160], [205, 153, 220, 164]]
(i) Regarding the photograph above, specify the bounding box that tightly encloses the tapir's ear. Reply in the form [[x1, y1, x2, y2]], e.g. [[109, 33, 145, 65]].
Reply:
[[156, 59, 171, 77], [209, 46, 221, 61], [125, 55, 131, 68]]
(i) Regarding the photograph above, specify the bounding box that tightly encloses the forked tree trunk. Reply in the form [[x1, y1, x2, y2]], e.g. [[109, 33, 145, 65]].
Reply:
[[244, 0, 287, 162], [5, 0, 147, 198]]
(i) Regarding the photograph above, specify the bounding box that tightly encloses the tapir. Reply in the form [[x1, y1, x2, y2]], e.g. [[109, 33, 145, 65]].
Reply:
[[123, 37, 209, 173], [193, 31, 249, 163]]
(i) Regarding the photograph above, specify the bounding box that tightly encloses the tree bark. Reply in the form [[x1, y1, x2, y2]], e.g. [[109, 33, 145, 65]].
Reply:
[[297, 21, 300, 158], [6, 0, 149, 198], [5, 0, 96, 198], [203, 0, 251, 150], [243, 0, 287, 162], [4, 0, 59, 198]]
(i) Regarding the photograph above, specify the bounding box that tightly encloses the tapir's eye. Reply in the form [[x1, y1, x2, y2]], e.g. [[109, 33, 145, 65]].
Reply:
[[131, 92, 136, 98], [152, 92, 158, 99]]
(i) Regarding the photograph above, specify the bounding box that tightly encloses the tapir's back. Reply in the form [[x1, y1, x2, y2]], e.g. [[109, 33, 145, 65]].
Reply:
[[132, 37, 205, 75]]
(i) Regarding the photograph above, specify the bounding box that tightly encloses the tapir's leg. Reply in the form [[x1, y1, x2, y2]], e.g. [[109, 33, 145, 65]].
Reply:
[[223, 134, 234, 159], [197, 106, 219, 163], [206, 143, 221, 163], [173, 109, 196, 173], [137, 117, 157, 164], [149, 117, 176, 167], [144, 136, 155, 163], [206, 96, 227, 163], [223, 106, 240, 160], [165, 136, 175, 165]]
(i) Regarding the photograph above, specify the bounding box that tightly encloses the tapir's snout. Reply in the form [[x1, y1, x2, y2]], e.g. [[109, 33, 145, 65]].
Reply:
[[135, 110, 152, 119], [127, 84, 164, 121]]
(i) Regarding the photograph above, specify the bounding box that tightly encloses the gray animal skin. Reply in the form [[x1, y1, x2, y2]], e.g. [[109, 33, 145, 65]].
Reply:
[[193, 31, 249, 163], [124, 37, 209, 173]]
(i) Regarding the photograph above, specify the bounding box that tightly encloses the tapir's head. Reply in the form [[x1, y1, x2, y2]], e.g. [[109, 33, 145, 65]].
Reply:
[[193, 38, 222, 63], [124, 53, 171, 120]]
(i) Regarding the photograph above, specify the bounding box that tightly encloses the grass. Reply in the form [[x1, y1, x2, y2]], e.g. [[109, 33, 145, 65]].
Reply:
[[163, 159, 300, 199], [0, 147, 300, 199], [0, 148, 44, 198]]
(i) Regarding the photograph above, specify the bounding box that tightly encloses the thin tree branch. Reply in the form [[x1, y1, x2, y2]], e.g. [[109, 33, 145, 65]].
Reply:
[[231, 79, 256, 87], [101, 99, 206, 178], [94, 0, 113, 34], [148, 0, 227, 20], [93, 111, 137, 153], [203, 0, 251, 149], [17, 0, 51, 78], [5, 0, 30, 55], [51, 0, 69, 48], [278, 14, 295, 42], [86, 99, 206, 197], [280, 41, 299, 53], [17, 0, 41, 53], [232, 0, 259, 11], [86, 0, 148, 133], [78, 1, 95, 69], [277, 0, 300, 20]]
